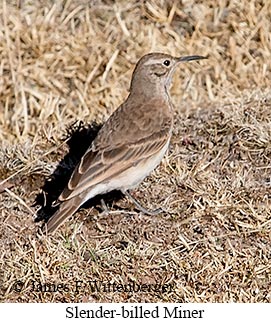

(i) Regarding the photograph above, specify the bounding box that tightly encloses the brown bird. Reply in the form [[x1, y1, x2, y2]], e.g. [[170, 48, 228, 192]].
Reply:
[[44, 52, 207, 233]]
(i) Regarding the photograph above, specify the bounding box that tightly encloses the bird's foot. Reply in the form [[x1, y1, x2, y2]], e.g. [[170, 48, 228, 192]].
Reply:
[[123, 190, 163, 216]]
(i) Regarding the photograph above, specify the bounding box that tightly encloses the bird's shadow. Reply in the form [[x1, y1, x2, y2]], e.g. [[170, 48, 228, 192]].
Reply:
[[34, 121, 124, 224]]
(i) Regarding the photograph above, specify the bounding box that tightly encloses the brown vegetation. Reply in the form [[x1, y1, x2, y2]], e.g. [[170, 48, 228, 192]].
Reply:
[[0, 0, 270, 302]]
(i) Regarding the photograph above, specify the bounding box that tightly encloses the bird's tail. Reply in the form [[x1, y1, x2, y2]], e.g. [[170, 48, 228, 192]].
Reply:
[[43, 196, 82, 234]]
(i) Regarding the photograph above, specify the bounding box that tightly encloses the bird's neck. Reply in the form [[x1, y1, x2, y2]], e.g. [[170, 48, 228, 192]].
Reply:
[[129, 77, 170, 102]]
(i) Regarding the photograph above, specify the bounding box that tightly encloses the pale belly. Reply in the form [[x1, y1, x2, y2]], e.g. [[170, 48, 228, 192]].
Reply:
[[115, 138, 170, 190], [81, 138, 170, 204]]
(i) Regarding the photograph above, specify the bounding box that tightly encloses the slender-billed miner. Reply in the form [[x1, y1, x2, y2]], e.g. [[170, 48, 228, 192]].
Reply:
[[44, 52, 207, 233]]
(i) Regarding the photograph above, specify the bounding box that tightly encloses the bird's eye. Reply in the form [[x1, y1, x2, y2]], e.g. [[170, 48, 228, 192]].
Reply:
[[163, 60, 170, 66]]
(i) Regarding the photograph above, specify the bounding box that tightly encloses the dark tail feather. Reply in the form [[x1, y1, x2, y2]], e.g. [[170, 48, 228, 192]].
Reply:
[[43, 197, 81, 234]]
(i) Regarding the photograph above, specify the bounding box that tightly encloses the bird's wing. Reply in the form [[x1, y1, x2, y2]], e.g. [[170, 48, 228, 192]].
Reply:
[[59, 98, 173, 201], [59, 129, 169, 200]]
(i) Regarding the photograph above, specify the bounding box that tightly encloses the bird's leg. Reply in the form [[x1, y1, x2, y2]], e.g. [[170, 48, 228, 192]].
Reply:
[[123, 190, 163, 216], [100, 198, 109, 215]]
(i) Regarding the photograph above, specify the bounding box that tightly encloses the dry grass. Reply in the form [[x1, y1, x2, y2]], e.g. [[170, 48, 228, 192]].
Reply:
[[0, 0, 271, 302]]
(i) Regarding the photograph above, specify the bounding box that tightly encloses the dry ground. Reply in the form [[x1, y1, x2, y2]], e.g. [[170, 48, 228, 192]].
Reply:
[[0, 0, 271, 302]]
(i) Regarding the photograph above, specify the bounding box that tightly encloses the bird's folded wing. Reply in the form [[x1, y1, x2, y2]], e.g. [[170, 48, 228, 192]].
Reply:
[[59, 130, 169, 201]]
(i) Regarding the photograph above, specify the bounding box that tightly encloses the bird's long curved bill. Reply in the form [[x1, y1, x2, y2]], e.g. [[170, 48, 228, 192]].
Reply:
[[178, 55, 208, 62]]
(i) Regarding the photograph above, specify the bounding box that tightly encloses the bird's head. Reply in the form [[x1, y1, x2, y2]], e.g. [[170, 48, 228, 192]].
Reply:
[[130, 52, 207, 95]]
